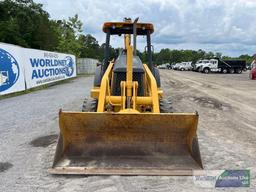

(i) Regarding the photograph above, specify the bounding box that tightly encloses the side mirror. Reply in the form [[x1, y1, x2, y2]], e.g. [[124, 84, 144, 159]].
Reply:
[[144, 45, 154, 54], [151, 45, 154, 54], [144, 46, 147, 53]]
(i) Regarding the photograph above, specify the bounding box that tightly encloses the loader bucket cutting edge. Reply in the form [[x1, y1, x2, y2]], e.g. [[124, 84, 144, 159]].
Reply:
[[49, 111, 203, 175]]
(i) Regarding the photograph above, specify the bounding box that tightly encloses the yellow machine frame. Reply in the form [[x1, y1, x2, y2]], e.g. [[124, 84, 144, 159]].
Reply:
[[91, 34, 163, 113], [49, 19, 203, 176]]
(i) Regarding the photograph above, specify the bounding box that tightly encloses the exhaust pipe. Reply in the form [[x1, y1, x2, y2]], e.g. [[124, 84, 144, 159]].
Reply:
[[133, 17, 139, 56]]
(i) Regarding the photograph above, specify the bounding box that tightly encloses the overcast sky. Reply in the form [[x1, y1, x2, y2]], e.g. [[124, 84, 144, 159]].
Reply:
[[35, 0, 256, 56]]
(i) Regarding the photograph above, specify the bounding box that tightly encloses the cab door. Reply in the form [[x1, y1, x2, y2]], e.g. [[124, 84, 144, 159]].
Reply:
[[210, 60, 218, 70]]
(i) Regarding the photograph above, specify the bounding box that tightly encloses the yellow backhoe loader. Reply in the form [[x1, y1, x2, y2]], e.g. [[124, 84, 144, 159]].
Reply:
[[49, 18, 203, 175]]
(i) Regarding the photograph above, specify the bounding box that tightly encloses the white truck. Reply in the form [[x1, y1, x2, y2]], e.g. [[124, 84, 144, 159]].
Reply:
[[178, 62, 193, 71], [157, 63, 169, 69], [193, 59, 210, 72], [198, 58, 246, 74], [172, 63, 180, 70]]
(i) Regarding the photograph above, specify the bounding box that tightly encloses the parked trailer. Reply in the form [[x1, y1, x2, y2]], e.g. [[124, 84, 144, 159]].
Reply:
[[199, 58, 246, 74]]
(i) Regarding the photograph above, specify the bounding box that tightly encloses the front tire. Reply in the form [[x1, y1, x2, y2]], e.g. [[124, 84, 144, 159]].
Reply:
[[203, 68, 210, 74], [82, 98, 98, 112], [160, 98, 174, 113]]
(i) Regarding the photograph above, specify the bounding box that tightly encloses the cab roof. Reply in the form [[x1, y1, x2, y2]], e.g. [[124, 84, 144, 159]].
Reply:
[[103, 22, 154, 35]]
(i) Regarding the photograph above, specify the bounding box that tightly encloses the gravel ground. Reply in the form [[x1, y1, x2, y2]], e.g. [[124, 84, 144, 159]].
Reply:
[[0, 71, 255, 191]]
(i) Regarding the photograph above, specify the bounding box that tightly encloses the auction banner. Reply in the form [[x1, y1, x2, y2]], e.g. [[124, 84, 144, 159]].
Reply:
[[0, 43, 26, 95], [23, 48, 76, 89]]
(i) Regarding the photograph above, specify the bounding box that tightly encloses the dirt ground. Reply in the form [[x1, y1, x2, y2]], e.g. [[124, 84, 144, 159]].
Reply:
[[0, 70, 255, 191]]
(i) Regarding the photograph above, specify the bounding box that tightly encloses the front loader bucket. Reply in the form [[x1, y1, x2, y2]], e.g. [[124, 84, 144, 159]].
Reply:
[[49, 111, 203, 175]]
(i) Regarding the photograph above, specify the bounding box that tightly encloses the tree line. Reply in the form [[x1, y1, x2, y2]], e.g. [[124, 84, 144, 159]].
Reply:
[[0, 0, 116, 59], [151, 49, 253, 65], [0, 0, 253, 65]]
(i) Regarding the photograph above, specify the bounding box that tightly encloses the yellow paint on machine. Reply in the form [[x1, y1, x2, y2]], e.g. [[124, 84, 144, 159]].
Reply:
[[50, 19, 203, 175], [49, 111, 202, 175]]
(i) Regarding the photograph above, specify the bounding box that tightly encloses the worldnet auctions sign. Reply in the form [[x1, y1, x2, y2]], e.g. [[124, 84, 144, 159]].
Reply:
[[0, 42, 76, 95], [24, 48, 76, 89]]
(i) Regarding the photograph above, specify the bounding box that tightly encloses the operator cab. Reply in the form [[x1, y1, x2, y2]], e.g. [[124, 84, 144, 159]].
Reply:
[[99, 18, 160, 96]]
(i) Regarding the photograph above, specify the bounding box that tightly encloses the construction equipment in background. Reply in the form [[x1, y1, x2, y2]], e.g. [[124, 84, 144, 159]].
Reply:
[[198, 58, 246, 74], [49, 18, 203, 175]]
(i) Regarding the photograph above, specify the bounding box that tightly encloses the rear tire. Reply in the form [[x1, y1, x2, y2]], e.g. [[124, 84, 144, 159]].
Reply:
[[82, 98, 98, 112], [222, 68, 228, 74], [229, 68, 235, 74], [160, 98, 174, 113], [235, 68, 242, 74]]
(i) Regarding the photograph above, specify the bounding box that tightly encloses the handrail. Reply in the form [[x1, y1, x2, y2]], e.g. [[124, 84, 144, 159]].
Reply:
[[143, 64, 160, 113], [97, 62, 114, 112]]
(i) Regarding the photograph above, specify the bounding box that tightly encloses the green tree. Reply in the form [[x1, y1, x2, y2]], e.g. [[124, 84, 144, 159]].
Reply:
[[169, 50, 184, 63], [215, 52, 222, 58], [0, 0, 59, 50], [205, 51, 215, 58], [238, 54, 253, 64], [79, 34, 100, 58], [0, 0, 84, 56], [155, 48, 171, 65], [56, 14, 83, 56]]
